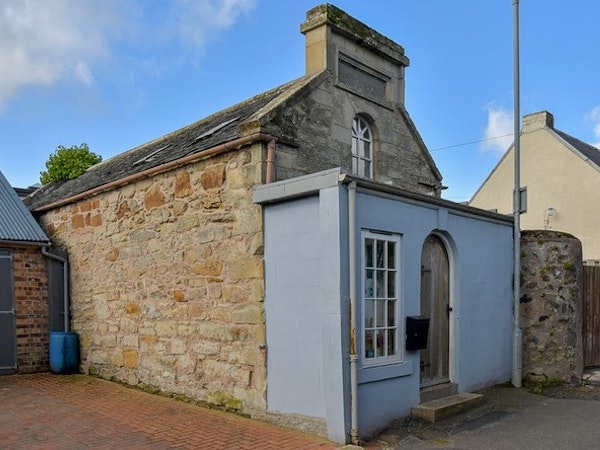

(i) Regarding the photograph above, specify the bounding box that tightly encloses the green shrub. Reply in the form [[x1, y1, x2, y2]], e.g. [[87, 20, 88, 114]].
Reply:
[[40, 143, 102, 184]]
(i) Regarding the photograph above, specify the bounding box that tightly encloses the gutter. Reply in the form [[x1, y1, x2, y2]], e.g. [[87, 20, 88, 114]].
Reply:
[[0, 240, 48, 248], [41, 247, 70, 332], [33, 133, 278, 213], [254, 169, 512, 226]]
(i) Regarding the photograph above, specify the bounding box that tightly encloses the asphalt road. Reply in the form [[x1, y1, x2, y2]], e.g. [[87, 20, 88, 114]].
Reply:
[[366, 384, 600, 449]]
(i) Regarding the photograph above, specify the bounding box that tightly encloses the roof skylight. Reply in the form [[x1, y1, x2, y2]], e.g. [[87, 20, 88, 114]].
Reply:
[[194, 117, 239, 141], [133, 144, 172, 166]]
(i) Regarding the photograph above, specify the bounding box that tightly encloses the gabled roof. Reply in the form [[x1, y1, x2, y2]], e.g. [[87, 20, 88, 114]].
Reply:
[[25, 73, 325, 212], [470, 113, 600, 203], [0, 170, 49, 244], [553, 129, 600, 170]]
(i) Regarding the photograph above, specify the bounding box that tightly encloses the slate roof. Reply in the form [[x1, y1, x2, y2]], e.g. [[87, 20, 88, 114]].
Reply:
[[0, 170, 49, 244], [25, 73, 324, 212], [14, 186, 39, 199], [554, 129, 600, 169]]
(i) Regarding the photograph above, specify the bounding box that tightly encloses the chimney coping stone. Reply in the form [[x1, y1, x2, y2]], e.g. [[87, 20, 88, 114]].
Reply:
[[300, 3, 409, 67], [523, 111, 554, 133]]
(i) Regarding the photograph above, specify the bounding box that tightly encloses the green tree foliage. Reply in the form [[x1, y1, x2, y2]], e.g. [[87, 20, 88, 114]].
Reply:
[[40, 143, 102, 185]]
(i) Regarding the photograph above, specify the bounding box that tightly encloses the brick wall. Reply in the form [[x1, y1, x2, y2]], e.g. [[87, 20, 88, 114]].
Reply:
[[13, 247, 50, 373]]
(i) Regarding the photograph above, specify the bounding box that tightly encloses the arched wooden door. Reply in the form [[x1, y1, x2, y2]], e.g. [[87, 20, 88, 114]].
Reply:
[[420, 235, 450, 387]]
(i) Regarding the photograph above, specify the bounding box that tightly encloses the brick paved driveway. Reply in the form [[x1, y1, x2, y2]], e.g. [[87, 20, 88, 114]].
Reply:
[[0, 373, 338, 450]]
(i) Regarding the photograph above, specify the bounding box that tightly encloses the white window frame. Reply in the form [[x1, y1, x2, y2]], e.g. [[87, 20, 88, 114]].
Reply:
[[352, 116, 373, 179], [361, 230, 403, 367]]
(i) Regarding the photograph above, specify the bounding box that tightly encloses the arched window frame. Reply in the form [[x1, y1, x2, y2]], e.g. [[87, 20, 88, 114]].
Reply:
[[352, 116, 373, 179]]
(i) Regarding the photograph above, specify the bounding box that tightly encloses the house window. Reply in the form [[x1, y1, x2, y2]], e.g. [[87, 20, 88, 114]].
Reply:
[[352, 116, 373, 178], [362, 231, 402, 365]]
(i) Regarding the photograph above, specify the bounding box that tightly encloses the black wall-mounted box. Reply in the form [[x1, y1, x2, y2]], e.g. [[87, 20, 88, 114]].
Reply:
[[406, 316, 429, 351]]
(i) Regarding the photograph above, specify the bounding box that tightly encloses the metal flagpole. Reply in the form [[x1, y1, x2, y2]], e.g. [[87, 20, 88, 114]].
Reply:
[[512, 0, 523, 388]]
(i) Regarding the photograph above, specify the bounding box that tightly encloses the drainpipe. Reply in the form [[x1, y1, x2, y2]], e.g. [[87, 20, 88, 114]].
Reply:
[[348, 181, 359, 445], [266, 140, 276, 184], [41, 247, 70, 332]]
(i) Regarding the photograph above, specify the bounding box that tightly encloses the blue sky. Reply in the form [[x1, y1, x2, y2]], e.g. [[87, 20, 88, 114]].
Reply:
[[1, 1, 598, 202]]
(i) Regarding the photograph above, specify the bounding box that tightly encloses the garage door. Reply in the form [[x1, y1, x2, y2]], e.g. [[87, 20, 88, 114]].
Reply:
[[0, 250, 16, 374]]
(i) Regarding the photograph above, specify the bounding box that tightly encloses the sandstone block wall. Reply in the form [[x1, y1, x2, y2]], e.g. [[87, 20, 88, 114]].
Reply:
[[520, 230, 583, 384], [13, 247, 50, 373], [40, 146, 268, 413]]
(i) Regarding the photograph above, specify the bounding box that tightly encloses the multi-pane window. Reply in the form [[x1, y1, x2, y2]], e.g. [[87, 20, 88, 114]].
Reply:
[[352, 116, 373, 178], [362, 231, 401, 365]]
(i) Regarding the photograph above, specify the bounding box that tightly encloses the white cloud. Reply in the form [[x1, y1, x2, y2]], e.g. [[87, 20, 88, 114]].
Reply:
[[481, 105, 514, 155], [0, 0, 256, 111], [163, 0, 256, 48], [0, 0, 126, 110], [586, 105, 600, 148]]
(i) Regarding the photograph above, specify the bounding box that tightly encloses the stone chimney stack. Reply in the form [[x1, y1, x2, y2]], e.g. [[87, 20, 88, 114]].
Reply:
[[300, 4, 409, 106], [522, 111, 554, 133]]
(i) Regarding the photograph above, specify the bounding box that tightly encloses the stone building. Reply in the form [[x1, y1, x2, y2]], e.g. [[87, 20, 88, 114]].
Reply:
[[26, 5, 515, 444]]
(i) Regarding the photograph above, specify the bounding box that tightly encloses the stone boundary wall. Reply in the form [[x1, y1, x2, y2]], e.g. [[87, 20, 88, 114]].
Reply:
[[520, 230, 583, 384], [39, 145, 268, 413], [13, 246, 50, 373]]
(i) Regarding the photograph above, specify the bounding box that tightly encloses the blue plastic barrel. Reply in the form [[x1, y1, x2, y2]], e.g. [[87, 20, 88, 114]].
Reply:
[[49, 331, 80, 374]]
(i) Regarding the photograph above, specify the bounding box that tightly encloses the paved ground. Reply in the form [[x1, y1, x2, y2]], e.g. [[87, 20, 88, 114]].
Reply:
[[0, 373, 338, 450], [364, 380, 600, 449], [6, 372, 600, 450]]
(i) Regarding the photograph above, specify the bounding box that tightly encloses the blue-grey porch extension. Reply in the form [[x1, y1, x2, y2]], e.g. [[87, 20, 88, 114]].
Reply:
[[255, 168, 514, 442]]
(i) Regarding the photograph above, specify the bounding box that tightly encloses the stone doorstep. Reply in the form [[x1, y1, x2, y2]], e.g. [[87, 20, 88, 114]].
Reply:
[[420, 382, 458, 403], [411, 393, 486, 423]]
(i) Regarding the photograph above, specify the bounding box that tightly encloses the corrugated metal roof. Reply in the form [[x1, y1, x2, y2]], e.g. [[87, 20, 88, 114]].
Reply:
[[0, 170, 49, 244]]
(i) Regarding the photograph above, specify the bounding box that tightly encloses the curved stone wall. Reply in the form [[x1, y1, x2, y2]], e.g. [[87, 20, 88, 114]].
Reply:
[[520, 230, 583, 384]]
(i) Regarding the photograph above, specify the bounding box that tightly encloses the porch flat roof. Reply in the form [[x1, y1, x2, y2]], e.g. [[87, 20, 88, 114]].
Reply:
[[253, 168, 513, 226]]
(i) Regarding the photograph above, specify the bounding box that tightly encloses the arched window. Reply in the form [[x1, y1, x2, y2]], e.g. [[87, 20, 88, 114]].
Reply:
[[352, 116, 373, 178]]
